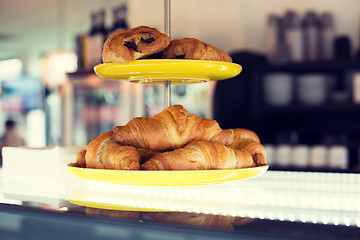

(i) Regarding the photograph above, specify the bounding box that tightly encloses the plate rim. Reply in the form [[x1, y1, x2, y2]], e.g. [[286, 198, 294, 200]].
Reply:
[[68, 199, 171, 212], [68, 164, 269, 174], [93, 59, 242, 83], [68, 165, 269, 186], [95, 58, 241, 66]]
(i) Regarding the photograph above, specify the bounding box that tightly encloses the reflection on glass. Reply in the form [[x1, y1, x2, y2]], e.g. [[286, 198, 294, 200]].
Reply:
[[83, 206, 255, 231]]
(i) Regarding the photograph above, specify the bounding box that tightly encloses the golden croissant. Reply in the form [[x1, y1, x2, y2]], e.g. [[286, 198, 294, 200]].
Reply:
[[141, 140, 255, 170], [86, 207, 141, 220], [85, 131, 141, 170], [162, 38, 232, 62], [145, 212, 235, 230], [75, 149, 87, 168], [113, 105, 234, 152], [229, 128, 267, 166]]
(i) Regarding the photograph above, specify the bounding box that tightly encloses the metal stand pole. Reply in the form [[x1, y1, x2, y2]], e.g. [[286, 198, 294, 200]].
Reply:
[[164, 0, 171, 108]]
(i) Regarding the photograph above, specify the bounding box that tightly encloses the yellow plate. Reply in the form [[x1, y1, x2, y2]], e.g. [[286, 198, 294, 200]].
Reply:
[[68, 165, 268, 186], [68, 199, 168, 212], [94, 59, 242, 84]]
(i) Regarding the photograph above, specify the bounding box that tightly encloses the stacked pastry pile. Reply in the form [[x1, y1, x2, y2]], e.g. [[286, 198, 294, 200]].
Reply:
[[74, 105, 267, 171], [74, 26, 266, 170], [102, 26, 232, 63]]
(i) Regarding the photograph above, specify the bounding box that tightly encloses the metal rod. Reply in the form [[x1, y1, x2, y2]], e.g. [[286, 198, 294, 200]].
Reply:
[[164, 0, 171, 108], [164, 80, 171, 108], [164, 0, 171, 38]]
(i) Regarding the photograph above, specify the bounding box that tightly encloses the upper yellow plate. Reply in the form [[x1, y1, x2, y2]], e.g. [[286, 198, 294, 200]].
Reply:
[[94, 59, 242, 84], [68, 165, 268, 186]]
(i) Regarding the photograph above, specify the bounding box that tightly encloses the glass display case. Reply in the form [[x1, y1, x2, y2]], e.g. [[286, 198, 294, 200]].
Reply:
[[66, 72, 145, 146], [66, 71, 215, 147], [0, 146, 359, 239]]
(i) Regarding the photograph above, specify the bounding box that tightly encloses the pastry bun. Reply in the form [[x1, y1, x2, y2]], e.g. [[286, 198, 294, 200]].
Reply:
[[162, 38, 232, 62], [102, 26, 170, 63]]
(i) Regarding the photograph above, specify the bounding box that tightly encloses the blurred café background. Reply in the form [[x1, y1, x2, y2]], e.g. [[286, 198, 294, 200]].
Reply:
[[0, 0, 360, 172]]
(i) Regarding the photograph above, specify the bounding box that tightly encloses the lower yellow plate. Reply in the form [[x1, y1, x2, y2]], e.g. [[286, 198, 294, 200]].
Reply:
[[94, 59, 242, 84], [68, 165, 268, 186], [68, 199, 168, 212]]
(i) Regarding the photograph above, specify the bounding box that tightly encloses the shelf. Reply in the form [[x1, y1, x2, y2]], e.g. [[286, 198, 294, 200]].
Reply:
[[258, 59, 360, 73], [258, 104, 360, 114], [68, 69, 94, 76], [269, 166, 360, 173], [252, 104, 360, 134]]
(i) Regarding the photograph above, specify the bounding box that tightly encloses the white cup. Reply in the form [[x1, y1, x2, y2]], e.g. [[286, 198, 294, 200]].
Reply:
[[297, 74, 328, 105], [291, 145, 309, 167], [263, 73, 294, 106], [352, 72, 360, 103], [309, 145, 328, 168], [328, 145, 348, 169], [264, 144, 275, 165], [276, 145, 292, 167]]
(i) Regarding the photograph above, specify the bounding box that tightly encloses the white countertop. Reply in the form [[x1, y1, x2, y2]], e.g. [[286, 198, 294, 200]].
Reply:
[[0, 146, 359, 228]]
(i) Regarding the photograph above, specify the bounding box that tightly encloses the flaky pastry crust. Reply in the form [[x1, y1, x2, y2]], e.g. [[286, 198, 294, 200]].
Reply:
[[113, 105, 234, 152], [85, 131, 141, 170], [161, 38, 232, 62], [102, 26, 170, 63]]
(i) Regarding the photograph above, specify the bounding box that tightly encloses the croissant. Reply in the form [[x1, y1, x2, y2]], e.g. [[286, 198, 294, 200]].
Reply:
[[141, 140, 255, 170], [137, 148, 160, 165], [75, 149, 87, 168], [233, 217, 256, 226], [85, 207, 141, 220], [85, 131, 141, 170], [145, 212, 235, 230], [161, 38, 232, 62], [229, 129, 267, 166], [234, 148, 256, 169], [113, 105, 234, 152]]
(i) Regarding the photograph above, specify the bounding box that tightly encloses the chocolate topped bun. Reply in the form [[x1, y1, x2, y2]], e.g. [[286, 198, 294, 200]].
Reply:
[[102, 26, 170, 63], [161, 38, 232, 63]]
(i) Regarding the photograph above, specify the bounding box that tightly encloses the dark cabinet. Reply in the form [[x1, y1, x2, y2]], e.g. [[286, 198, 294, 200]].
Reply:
[[252, 59, 360, 171], [214, 55, 360, 172]]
